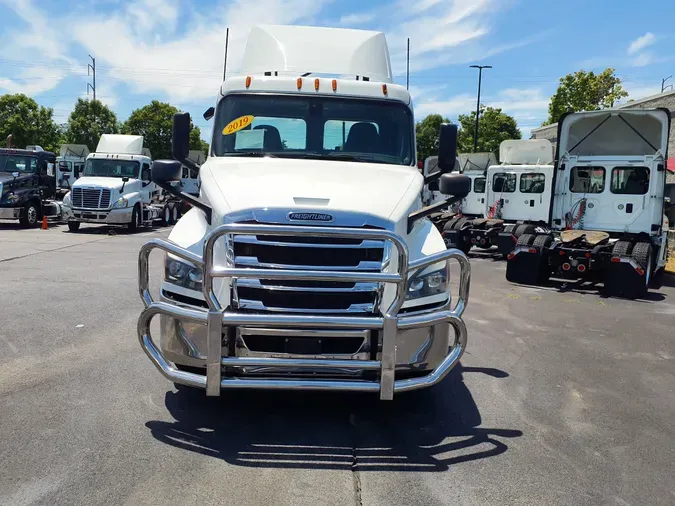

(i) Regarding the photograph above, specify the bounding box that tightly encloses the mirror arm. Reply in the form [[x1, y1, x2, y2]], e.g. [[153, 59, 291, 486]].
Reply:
[[155, 180, 212, 225], [407, 195, 463, 233]]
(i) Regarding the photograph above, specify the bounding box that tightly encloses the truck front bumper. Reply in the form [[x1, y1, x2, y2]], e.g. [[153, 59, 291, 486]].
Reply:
[[137, 224, 471, 400], [66, 207, 132, 224], [0, 207, 21, 220]]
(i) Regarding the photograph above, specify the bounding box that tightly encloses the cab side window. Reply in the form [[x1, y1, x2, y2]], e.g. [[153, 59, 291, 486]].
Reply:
[[473, 177, 486, 193], [141, 163, 151, 181], [611, 167, 649, 195], [520, 173, 546, 194]]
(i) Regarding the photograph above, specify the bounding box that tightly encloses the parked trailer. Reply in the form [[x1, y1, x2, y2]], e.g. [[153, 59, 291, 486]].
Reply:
[[0, 147, 65, 227], [440, 140, 555, 256], [136, 24, 472, 401], [61, 134, 184, 232], [506, 108, 671, 299]]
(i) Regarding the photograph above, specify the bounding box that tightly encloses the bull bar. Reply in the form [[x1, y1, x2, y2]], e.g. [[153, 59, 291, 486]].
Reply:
[[137, 223, 470, 400]]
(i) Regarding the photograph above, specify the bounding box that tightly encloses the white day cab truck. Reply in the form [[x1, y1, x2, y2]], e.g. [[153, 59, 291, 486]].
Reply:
[[55, 144, 89, 199], [62, 134, 185, 232], [435, 140, 555, 257], [506, 108, 671, 299], [136, 24, 473, 400]]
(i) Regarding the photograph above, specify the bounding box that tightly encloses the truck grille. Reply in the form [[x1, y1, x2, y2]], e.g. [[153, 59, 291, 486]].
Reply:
[[72, 188, 111, 209], [231, 231, 387, 314]]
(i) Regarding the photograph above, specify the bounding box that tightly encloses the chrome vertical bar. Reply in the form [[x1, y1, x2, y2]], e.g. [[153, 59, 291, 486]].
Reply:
[[379, 315, 397, 400], [206, 310, 223, 396]]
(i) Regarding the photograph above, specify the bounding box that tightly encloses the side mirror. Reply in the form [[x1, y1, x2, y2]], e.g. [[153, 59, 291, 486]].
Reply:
[[439, 173, 470, 198], [152, 160, 183, 185], [437, 123, 458, 173], [172, 112, 191, 162], [203, 107, 215, 121]]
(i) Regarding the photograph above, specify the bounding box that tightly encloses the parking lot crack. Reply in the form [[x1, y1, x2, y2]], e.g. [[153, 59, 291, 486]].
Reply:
[[349, 413, 363, 506], [0, 237, 110, 264]]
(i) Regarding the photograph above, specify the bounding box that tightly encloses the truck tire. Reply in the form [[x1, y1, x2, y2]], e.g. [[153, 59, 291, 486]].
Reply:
[[533, 234, 553, 249], [453, 217, 470, 230], [503, 223, 516, 235], [631, 242, 653, 289], [171, 202, 179, 224], [516, 233, 536, 247], [514, 224, 535, 238], [612, 240, 632, 257], [444, 215, 460, 231], [67, 221, 81, 232], [162, 205, 171, 226], [127, 204, 140, 232], [20, 200, 40, 228]]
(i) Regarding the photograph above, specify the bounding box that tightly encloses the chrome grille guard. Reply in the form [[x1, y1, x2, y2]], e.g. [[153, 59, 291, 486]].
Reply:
[[138, 223, 470, 400]]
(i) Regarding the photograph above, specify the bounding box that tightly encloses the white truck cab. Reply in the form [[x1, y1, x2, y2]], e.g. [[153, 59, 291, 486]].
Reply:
[[55, 144, 88, 197], [136, 24, 472, 401], [180, 149, 204, 197], [63, 134, 183, 231], [440, 140, 555, 256], [507, 108, 671, 298]]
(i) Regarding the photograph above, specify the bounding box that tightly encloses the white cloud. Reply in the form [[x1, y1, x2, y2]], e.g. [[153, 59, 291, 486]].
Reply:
[[338, 13, 376, 26], [627, 32, 656, 56]]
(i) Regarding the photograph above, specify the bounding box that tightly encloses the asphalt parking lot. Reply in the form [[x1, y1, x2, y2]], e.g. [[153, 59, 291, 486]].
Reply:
[[1, 222, 674, 506]]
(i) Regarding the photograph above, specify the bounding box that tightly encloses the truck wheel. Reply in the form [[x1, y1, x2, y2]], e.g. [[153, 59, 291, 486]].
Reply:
[[631, 242, 653, 291], [503, 224, 516, 235], [612, 240, 632, 257], [453, 217, 470, 230], [514, 224, 534, 238], [516, 233, 536, 247], [445, 215, 460, 230], [162, 205, 171, 226], [127, 205, 140, 232], [67, 221, 81, 232], [20, 201, 40, 228], [533, 234, 553, 249], [171, 202, 179, 223]]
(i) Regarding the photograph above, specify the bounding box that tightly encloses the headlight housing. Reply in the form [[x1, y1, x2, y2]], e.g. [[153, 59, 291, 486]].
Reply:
[[113, 197, 128, 209], [405, 265, 448, 300], [62, 191, 72, 206], [165, 254, 203, 292]]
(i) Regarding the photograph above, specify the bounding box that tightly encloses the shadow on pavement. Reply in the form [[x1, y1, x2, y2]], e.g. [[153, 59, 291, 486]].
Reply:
[[145, 363, 522, 472]]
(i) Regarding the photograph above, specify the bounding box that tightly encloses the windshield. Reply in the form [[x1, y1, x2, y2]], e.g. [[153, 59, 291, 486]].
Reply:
[[83, 158, 140, 178], [212, 94, 414, 166], [0, 154, 38, 173]]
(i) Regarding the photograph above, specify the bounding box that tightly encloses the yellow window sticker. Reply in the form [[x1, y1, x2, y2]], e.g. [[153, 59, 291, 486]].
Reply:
[[222, 115, 254, 135]]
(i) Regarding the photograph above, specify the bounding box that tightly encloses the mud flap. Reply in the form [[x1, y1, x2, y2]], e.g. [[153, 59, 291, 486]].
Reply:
[[497, 232, 517, 256], [443, 229, 462, 248], [604, 262, 647, 299], [506, 249, 547, 285]]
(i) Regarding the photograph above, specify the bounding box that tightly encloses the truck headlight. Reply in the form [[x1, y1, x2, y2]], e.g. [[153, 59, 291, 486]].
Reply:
[[165, 255, 203, 292], [406, 266, 448, 300], [113, 197, 128, 209]]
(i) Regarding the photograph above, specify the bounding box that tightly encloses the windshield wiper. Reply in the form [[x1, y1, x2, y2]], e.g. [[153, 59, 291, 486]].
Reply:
[[284, 152, 371, 163]]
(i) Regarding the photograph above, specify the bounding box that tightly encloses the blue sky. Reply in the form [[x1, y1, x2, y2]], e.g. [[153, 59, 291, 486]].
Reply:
[[1, 0, 674, 141]]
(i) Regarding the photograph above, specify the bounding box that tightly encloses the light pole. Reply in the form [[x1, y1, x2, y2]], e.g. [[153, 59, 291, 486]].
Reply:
[[662, 75, 673, 93], [470, 64, 492, 152]]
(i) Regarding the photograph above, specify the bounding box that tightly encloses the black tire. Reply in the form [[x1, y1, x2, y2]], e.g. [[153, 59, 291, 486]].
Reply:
[[516, 233, 536, 247], [67, 221, 81, 232], [19, 201, 40, 228], [162, 204, 171, 226], [503, 223, 516, 235], [453, 217, 470, 230], [127, 204, 140, 232], [171, 202, 179, 223], [514, 224, 535, 238], [444, 215, 460, 231], [612, 240, 632, 257], [533, 234, 553, 249], [631, 242, 653, 293]]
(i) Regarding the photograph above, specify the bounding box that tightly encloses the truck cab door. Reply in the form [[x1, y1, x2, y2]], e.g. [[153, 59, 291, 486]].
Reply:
[[140, 163, 154, 202], [37, 158, 56, 199]]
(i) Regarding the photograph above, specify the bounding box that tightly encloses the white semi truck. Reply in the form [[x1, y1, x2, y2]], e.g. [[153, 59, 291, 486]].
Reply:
[[62, 134, 184, 231], [506, 108, 671, 299], [136, 24, 472, 401], [55, 144, 89, 198], [439, 140, 555, 256]]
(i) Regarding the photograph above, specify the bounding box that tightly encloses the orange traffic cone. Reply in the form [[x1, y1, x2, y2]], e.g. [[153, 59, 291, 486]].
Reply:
[[41, 215, 48, 230]]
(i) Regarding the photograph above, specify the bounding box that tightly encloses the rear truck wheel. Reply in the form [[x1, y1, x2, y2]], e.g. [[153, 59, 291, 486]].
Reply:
[[514, 224, 535, 238], [453, 217, 470, 230], [533, 234, 553, 249], [19, 201, 40, 228], [162, 204, 171, 226], [630, 242, 653, 298], [503, 223, 516, 235], [442, 218, 470, 253], [516, 233, 536, 247], [605, 240, 649, 299], [67, 221, 80, 232], [171, 202, 179, 223], [612, 240, 632, 257], [127, 204, 140, 232]]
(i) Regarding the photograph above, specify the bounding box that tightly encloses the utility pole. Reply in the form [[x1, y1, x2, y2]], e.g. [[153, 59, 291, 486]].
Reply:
[[662, 75, 673, 93], [87, 55, 96, 100], [406, 38, 410, 90], [470, 64, 491, 152], [223, 28, 230, 81]]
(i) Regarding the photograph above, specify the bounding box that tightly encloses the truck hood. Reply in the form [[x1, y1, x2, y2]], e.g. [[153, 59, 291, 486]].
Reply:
[[72, 177, 134, 191], [200, 157, 423, 223]]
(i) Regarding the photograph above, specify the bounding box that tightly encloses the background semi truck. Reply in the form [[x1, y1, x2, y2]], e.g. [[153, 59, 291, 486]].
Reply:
[[136, 24, 472, 401], [438, 140, 555, 256], [62, 134, 184, 231], [55, 144, 89, 198], [506, 108, 671, 299]]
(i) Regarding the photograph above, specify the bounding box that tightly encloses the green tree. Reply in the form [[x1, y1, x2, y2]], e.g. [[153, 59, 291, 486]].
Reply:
[[189, 126, 210, 156], [416, 114, 450, 163], [123, 100, 205, 159], [457, 106, 521, 155], [64, 98, 119, 152], [545, 68, 628, 125], [0, 94, 61, 152]]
